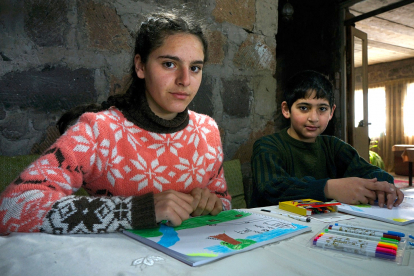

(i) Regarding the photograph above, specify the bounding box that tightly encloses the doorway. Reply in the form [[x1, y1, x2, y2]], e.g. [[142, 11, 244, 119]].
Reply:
[[346, 26, 369, 161], [342, 0, 414, 164]]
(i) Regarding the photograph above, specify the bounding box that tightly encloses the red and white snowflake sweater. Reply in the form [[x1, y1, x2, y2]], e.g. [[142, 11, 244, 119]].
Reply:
[[0, 108, 231, 234]]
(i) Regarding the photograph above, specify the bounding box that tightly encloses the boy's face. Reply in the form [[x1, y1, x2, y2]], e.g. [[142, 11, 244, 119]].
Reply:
[[282, 91, 336, 143]]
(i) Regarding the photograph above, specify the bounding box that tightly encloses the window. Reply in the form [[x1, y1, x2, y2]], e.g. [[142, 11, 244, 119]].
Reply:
[[404, 83, 414, 136]]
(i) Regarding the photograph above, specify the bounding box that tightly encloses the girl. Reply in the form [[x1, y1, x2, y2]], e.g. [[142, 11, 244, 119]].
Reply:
[[0, 12, 231, 235]]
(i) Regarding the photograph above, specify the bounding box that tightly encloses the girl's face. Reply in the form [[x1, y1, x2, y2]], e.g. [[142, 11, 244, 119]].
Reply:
[[134, 33, 205, 120], [282, 90, 336, 143]]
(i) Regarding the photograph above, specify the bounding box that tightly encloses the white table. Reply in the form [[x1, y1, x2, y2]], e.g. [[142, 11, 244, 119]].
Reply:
[[1, 206, 413, 276]]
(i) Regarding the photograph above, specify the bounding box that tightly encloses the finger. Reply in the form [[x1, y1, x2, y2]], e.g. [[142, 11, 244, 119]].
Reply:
[[376, 191, 385, 208], [201, 195, 217, 216], [155, 201, 191, 226], [192, 189, 210, 217], [394, 188, 404, 207], [209, 198, 223, 216], [360, 187, 377, 202], [155, 189, 194, 206], [155, 191, 194, 214], [368, 197, 376, 206], [155, 206, 183, 226], [364, 181, 395, 193], [385, 189, 397, 209], [190, 188, 202, 212], [357, 195, 369, 205], [172, 190, 195, 205]]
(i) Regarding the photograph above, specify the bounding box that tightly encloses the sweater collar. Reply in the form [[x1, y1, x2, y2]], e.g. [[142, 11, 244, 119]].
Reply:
[[119, 91, 189, 134], [281, 127, 321, 149]]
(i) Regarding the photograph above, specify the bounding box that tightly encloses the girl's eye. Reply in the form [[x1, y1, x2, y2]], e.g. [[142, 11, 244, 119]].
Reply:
[[164, 61, 175, 68], [191, 66, 202, 73]]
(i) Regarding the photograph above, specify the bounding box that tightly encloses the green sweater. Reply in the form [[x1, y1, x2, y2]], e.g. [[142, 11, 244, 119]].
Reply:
[[251, 128, 393, 207]]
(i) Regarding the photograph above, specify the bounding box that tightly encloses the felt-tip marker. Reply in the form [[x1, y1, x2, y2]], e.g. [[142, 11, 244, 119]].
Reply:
[[261, 209, 311, 222], [332, 223, 405, 237]]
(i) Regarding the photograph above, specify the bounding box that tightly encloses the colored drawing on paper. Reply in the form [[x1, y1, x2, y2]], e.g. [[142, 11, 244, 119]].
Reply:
[[128, 210, 251, 238], [210, 233, 241, 245], [392, 218, 408, 223], [124, 210, 312, 266], [220, 239, 256, 250], [175, 210, 251, 230], [187, 253, 218, 257], [338, 202, 414, 225], [350, 205, 365, 212], [158, 224, 179, 247], [347, 205, 408, 222], [354, 204, 370, 208]]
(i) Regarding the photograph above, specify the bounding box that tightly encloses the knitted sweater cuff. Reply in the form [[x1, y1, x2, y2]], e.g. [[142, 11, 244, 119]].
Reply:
[[130, 193, 157, 229], [309, 178, 329, 202]]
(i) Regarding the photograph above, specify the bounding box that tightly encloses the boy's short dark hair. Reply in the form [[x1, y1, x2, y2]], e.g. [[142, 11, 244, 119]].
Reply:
[[284, 70, 334, 110]]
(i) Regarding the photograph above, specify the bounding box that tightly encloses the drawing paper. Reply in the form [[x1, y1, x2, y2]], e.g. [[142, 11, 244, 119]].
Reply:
[[338, 201, 414, 226], [123, 209, 311, 266]]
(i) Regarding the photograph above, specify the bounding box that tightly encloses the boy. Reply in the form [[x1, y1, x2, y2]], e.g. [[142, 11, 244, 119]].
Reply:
[[251, 70, 403, 209]]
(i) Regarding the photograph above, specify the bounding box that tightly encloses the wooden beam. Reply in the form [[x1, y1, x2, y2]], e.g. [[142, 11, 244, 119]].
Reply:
[[368, 40, 414, 55], [344, 0, 414, 25]]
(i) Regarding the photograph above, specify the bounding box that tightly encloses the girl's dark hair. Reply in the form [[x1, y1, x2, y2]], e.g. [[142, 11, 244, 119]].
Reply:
[[283, 70, 334, 111], [57, 12, 208, 134]]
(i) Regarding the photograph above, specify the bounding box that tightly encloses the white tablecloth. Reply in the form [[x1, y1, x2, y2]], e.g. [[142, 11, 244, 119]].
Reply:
[[1, 206, 413, 276]]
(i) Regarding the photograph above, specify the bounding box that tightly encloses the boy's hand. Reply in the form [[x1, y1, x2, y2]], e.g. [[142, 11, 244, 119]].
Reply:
[[154, 190, 194, 226], [325, 177, 403, 208], [373, 180, 404, 209], [190, 187, 222, 217], [325, 177, 377, 204]]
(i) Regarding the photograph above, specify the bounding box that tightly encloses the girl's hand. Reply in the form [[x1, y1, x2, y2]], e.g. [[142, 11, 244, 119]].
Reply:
[[190, 187, 223, 217], [153, 190, 194, 226]]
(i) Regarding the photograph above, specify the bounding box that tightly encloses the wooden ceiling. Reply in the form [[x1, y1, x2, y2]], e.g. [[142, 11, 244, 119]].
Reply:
[[345, 0, 414, 66]]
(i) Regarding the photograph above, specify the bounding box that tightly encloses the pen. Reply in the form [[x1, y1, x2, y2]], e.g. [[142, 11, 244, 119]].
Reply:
[[313, 233, 396, 260], [328, 225, 402, 241], [261, 209, 311, 222], [332, 223, 405, 237], [324, 229, 400, 244]]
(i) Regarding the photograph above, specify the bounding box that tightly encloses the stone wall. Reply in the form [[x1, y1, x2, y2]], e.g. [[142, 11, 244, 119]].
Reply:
[[367, 57, 414, 84], [0, 0, 278, 187], [355, 57, 414, 87]]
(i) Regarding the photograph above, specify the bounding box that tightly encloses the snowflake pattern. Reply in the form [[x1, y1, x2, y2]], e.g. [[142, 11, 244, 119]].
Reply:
[[26, 159, 73, 191], [109, 112, 142, 150], [71, 121, 110, 172], [174, 150, 206, 189], [186, 113, 211, 148], [147, 132, 185, 157], [105, 147, 125, 186], [130, 154, 170, 191]]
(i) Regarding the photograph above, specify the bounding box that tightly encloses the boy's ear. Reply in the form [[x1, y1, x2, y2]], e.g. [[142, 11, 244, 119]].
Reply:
[[329, 104, 337, 120], [134, 54, 145, 79], [281, 101, 291, 119]]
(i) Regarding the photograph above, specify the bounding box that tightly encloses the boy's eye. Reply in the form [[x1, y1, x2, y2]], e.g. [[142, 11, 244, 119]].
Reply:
[[164, 61, 175, 68], [319, 107, 328, 112], [191, 66, 202, 73], [298, 106, 308, 111]]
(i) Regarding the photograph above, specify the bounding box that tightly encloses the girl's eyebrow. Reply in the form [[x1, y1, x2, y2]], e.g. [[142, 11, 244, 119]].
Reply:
[[157, 55, 204, 65]]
